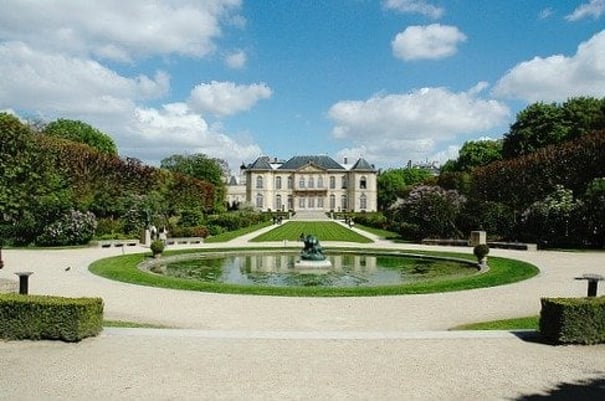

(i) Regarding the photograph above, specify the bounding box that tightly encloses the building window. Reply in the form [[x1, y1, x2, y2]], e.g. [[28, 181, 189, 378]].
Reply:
[[308, 176, 314, 188], [318, 176, 324, 188], [256, 193, 263, 208], [329, 195, 335, 210], [341, 195, 347, 210], [360, 193, 367, 210], [308, 196, 315, 208], [276, 194, 282, 210], [287, 176, 293, 189], [329, 176, 335, 189], [287, 195, 293, 210], [360, 176, 367, 189], [256, 176, 263, 189], [299, 177, 305, 188], [299, 197, 305, 208], [276, 176, 282, 189], [341, 175, 347, 189], [318, 196, 324, 208]]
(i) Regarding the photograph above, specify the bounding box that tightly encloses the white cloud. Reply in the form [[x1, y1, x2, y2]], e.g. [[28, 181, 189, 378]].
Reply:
[[392, 24, 467, 61], [328, 85, 510, 167], [188, 81, 272, 117], [0, 42, 167, 115], [493, 30, 605, 102], [382, 0, 444, 19], [566, 0, 605, 21], [225, 50, 247, 69], [0, 0, 243, 62], [129, 104, 262, 169], [539, 8, 554, 20]]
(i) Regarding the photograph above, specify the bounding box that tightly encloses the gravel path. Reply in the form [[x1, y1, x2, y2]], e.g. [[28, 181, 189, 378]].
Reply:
[[1, 232, 604, 400]]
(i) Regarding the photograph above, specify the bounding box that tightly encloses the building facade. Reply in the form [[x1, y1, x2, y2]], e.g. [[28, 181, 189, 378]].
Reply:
[[227, 155, 377, 212]]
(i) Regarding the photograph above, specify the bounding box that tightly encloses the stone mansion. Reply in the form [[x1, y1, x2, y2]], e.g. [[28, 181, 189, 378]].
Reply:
[[227, 155, 377, 212]]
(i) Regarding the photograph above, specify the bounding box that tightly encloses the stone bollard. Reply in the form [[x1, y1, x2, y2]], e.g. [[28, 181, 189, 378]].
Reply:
[[574, 274, 605, 297], [469, 231, 486, 247]]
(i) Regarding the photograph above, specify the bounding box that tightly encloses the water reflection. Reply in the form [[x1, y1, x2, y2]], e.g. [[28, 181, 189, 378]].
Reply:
[[152, 252, 475, 288]]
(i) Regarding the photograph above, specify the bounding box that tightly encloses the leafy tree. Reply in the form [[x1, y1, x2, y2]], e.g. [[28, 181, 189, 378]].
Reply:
[[502, 97, 605, 159], [442, 139, 502, 172], [377, 167, 432, 210], [44, 119, 118, 155], [161, 153, 227, 211], [581, 178, 605, 248], [503, 102, 567, 158]]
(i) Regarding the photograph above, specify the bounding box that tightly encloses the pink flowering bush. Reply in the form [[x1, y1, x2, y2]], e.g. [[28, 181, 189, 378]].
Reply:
[[36, 210, 97, 246]]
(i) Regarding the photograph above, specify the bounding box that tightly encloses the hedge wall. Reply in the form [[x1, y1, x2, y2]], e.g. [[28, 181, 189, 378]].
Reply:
[[472, 130, 605, 210], [0, 294, 104, 342], [540, 296, 605, 345]]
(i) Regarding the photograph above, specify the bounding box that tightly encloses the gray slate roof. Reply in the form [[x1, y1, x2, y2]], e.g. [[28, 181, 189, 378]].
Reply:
[[278, 155, 344, 170], [351, 158, 375, 171], [246, 156, 273, 170]]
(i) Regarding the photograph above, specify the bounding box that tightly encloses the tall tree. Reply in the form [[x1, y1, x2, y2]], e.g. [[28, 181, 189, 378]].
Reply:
[[442, 139, 502, 172], [161, 154, 227, 210], [377, 167, 432, 210], [44, 119, 118, 155]]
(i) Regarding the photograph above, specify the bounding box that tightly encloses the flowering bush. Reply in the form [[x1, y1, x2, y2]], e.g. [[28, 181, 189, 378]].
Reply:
[[36, 210, 97, 246], [389, 185, 466, 240]]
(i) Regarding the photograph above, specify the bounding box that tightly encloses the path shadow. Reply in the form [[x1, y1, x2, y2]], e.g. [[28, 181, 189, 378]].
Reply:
[[512, 376, 605, 401]]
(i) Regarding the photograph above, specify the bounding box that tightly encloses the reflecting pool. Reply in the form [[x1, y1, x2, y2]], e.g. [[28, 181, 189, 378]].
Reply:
[[144, 251, 478, 288]]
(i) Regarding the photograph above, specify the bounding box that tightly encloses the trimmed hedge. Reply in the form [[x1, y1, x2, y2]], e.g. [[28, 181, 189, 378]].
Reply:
[[539, 296, 605, 345], [0, 294, 103, 342]]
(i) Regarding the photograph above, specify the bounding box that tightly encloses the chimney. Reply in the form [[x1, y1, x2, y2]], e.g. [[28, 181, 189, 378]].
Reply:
[[344, 157, 348, 164]]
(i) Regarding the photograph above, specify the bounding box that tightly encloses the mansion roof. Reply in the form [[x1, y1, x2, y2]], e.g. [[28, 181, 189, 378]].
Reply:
[[245, 155, 375, 172]]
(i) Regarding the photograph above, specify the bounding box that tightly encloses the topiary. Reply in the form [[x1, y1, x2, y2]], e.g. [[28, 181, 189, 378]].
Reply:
[[150, 240, 165, 257], [473, 244, 490, 262]]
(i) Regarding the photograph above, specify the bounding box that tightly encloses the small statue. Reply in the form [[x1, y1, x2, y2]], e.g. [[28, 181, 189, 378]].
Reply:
[[300, 234, 327, 261]]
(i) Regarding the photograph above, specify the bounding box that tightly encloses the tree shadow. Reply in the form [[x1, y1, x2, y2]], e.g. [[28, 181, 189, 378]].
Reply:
[[513, 376, 605, 401]]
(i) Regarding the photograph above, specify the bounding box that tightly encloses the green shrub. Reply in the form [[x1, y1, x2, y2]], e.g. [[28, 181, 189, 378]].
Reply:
[[540, 296, 605, 344], [473, 244, 490, 261], [36, 209, 97, 246], [0, 294, 103, 342], [150, 240, 165, 256]]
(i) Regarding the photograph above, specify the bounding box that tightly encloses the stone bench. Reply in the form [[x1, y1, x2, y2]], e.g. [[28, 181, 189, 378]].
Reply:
[[164, 237, 204, 246], [487, 241, 537, 251], [421, 238, 469, 247], [98, 239, 140, 248]]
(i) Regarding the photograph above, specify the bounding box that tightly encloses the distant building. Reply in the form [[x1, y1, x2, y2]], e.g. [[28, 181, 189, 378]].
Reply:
[[226, 155, 377, 212]]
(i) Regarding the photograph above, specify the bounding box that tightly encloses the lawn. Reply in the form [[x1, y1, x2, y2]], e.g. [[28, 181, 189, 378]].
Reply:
[[249, 221, 373, 243], [204, 221, 273, 243], [452, 316, 539, 330]]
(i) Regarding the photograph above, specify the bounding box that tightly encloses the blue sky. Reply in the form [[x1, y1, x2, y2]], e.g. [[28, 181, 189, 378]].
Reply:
[[1, 1, 604, 172]]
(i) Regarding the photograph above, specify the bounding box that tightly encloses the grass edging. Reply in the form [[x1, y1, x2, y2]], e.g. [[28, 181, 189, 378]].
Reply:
[[451, 316, 539, 331], [89, 247, 539, 297]]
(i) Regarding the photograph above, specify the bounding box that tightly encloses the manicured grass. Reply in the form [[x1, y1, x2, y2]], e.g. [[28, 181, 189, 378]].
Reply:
[[250, 221, 373, 243], [103, 320, 171, 329], [203, 221, 273, 243], [89, 247, 539, 297], [451, 316, 539, 331], [354, 224, 405, 241]]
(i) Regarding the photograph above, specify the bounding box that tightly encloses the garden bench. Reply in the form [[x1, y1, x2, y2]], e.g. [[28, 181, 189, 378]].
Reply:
[[487, 241, 537, 251]]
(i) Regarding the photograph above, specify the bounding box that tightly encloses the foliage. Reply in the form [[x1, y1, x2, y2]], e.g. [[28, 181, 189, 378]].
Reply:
[[43, 118, 118, 155], [36, 210, 98, 246], [519, 185, 582, 248], [540, 296, 605, 345], [580, 178, 605, 248], [376, 168, 432, 210], [472, 130, 605, 211], [388, 185, 466, 240], [502, 97, 605, 158], [150, 240, 165, 256], [442, 139, 503, 172], [0, 294, 103, 342], [161, 153, 227, 210], [351, 212, 388, 230], [473, 244, 490, 261]]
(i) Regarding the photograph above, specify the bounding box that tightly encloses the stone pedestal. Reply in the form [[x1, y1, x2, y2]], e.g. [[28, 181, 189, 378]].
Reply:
[[142, 229, 151, 246], [469, 231, 486, 247]]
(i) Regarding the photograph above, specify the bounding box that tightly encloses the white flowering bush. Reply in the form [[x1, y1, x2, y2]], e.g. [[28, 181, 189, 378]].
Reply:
[[36, 210, 97, 246], [389, 185, 466, 240]]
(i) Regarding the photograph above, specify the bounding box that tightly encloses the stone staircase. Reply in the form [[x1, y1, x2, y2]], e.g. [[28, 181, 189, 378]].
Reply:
[[289, 210, 330, 221]]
